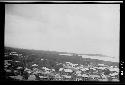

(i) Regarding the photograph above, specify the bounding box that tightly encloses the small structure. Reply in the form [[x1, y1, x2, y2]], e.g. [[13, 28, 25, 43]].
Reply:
[[109, 67, 119, 72], [89, 74, 100, 80], [4, 60, 12, 66], [59, 68, 64, 71], [24, 68, 32, 74], [28, 74, 36, 80], [14, 75, 23, 80], [64, 69, 73, 73], [98, 64, 105, 66], [77, 73, 82, 77], [15, 61, 20, 62], [51, 69, 55, 72], [62, 75, 71, 79], [16, 66, 23, 70], [76, 70, 82, 74], [5, 69, 11, 73], [42, 67, 50, 71], [81, 74, 89, 77], [100, 74, 108, 81], [55, 74, 62, 79], [112, 78, 119, 82], [76, 77, 82, 81], [80, 68, 87, 71], [32, 64, 38, 67], [41, 58, 44, 61], [109, 72, 119, 76]]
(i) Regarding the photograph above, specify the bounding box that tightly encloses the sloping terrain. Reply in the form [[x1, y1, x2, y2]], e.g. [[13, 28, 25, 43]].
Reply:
[[4, 46, 119, 81], [4, 46, 118, 67]]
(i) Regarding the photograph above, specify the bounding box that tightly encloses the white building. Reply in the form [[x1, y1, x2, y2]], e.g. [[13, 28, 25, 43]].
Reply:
[[28, 75, 36, 80], [51, 69, 55, 72], [64, 69, 73, 73], [81, 74, 89, 77], [15, 61, 20, 62], [41, 58, 44, 61], [62, 75, 71, 78], [76, 70, 82, 74], [59, 68, 64, 71], [109, 72, 119, 76], [9, 75, 23, 80], [24, 68, 32, 74], [42, 67, 50, 71], [77, 73, 82, 77], [109, 67, 119, 72], [89, 74, 100, 79], [16, 66, 23, 70], [32, 64, 38, 67]]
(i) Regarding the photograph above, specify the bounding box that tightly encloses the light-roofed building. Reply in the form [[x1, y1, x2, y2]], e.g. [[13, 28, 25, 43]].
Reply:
[[59, 68, 64, 71], [62, 75, 71, 79], [64, 69, 73, 73], [28, 74, 36, 80], [109, 72, 119, 76], [32, 64, 38, 67], [41, 58, 44, 61], [109, 67, 119, 72], [16, 66, 23, 70], [42, 67, 50, 71], [81, 74, 89, 77]]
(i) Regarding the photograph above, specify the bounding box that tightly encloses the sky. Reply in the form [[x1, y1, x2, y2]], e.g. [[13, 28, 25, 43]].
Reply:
[[5, 4, 120, 61]]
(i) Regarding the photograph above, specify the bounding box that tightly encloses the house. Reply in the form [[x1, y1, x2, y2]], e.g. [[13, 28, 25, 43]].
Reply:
[[4, 60, 12, 66], [24, 68, 32, 74], [81, 74, 89, 77], [98, 64, 105, 66], [41, 58, 44, 61], [64, 68, 73, 73], [16, 66, 23, 70], [76, 70, 82, 74], [14, 75, 23, 80], [97, 67, 106, 70], [55, 74, 62, 79], [39, 76, 48, 79], [77, 73, 82, 77], [59, 68, 64, 71], [100, 74, 108, 81], [51, 69, 55, 72], [42, 67, 50, 71], [62, 75, 72, 79], [5, 69, 12, 73], [89, 74, 100, 80], [80, 68, 87, 71], [32, 64, 38, 67], [109, 67, 119, 72], [112, 78, 119, 81], [15, 61, 20, 63], [28, 74, 36, 80], [75, 77, 82, 81], [109, 72, 119, 77]]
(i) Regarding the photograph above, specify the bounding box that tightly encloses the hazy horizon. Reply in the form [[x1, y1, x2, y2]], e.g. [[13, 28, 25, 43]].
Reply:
[[5, 4, 119, 61]]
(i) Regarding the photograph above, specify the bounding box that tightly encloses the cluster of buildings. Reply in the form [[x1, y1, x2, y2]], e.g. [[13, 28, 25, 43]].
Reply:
[[4, 51, 119, 81]]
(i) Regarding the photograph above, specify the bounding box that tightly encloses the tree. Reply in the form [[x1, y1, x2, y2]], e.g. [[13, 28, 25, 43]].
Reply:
[[103, 68, 111, 75]]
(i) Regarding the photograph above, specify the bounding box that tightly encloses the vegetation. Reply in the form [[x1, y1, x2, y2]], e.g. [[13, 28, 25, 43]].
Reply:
[[4, 46, 119, 81]]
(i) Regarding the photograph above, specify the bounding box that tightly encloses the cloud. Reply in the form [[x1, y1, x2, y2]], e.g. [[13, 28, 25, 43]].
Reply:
[[5, 4, 119, 58]]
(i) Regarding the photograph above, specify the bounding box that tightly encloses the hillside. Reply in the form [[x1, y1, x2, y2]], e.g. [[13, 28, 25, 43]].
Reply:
[[4, 46, 119, 67], [4, 46, 119, 81]]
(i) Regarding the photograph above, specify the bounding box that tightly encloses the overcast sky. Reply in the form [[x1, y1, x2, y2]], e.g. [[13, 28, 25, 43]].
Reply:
[[5, 4, 119, 60]]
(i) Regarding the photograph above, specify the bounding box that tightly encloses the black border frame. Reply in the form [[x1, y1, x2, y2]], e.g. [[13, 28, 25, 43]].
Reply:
[[0, 1, 124, 84]]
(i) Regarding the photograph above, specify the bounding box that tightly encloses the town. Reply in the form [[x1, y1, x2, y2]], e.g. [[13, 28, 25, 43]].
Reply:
[[4, 47, 119, 81]]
